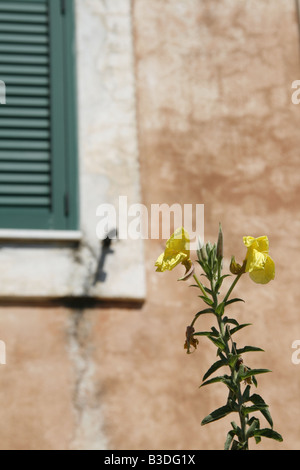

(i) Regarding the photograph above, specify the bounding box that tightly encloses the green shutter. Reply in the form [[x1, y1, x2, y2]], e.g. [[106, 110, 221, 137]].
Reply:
[[0, 0, 78, 230]]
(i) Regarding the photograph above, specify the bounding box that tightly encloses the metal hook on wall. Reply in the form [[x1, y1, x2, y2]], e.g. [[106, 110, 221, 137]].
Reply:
[[93, 229, 118, 284]]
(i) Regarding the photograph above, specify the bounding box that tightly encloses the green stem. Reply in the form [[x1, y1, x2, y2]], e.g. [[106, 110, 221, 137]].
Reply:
[[214, 272, 249, 450], [221, 269, 250, 448], [193, 274, 209, 298], [217, 315, 249, 450], [217, 315, 230, 357], [223, 272, 243, 304], [238, 397, 248, 449]]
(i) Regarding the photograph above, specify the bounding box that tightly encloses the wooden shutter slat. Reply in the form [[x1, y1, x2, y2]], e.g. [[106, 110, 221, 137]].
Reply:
[[0, 64, 49, 75], [0, 174, 50, 184], [0, 129, 50, 139], [0, 184, 50, 195], [0, 118, 49, 128], [0, 140, 50, 150], [0, 196, 49, 207], [0, 55, 48, 65], [1, 75, 49, 85], [7, 86, 49, 97], [0, 33, 48, 44], [0, 2, 47, 14], [0, 24, 48, 35], [0, 12, 47, 23], [7, 97, 49, 107], [0, 107, 49, 117], [0, 44, 48, 54], [0, 162, 50, 171]]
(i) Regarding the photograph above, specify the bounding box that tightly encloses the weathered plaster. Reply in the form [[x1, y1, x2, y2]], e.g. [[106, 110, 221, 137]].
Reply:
[[67, 309, 107, 450]]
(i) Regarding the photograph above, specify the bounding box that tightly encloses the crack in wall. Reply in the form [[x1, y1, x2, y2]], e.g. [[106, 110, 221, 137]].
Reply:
[[67, 308, 107, 450]]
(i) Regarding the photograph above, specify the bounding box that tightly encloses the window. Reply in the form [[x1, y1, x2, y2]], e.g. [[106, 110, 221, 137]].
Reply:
[[0, 0, 78, 230]]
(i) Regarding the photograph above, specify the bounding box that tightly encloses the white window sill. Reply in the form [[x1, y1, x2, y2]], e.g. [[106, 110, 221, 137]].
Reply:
[[0, 229, 82, 243]]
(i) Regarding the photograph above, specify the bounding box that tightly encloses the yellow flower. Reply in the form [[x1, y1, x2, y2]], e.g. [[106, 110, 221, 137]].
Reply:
[[155, 227, 192, 274], [243, 236, 275, 284]]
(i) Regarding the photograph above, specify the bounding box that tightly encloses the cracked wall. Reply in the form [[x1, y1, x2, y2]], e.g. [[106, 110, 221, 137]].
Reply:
[[67, 309, 107, 450]]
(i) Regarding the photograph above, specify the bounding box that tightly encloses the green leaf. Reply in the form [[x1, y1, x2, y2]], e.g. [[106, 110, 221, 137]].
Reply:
[[222, 377, 239, 393], [230, 421, 242, 440], [204, 287, 213, 296], [207, 335, 226, 350], [215, 302, 225, 316], [246, 418, 260, 439], [207, 244, 217, 268], [240, 368, 272, 381], [224, 430, 236, 450], [249, 394, 273, 428], [200, 375, 226, 388], [242, 404, 269, 416], [215, 274, 231, 292], [211, 326, 220, 336], [242, 385, 251, 401], [194, 331, 225, 349], [231, 439, 243, 450], [199, 296, 214, 307], [227, 353, 240, 368], [194, 331, 215, 337], [229, 323, 252, 336], [200, 375, 237, 394], [195, 307, 215, 316], [200, 265, 211, 278], [223, 317, 239, 326], [247, 416, 260, 426], [231, 421, 239, 431], [253, 428, 283, 442], [236, 345, 264, 354], [225, 298, 245, 307], [201, 404, 235, 426], [230, 439, 240, 450], [202, 359, 227, 381]]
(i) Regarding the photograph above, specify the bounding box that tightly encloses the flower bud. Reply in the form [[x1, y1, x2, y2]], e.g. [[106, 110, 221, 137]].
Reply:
[[217, 223, 223, 260], [206, 241, 213, 257], [230, 256, 246, 275], [200, 245, 208, 262]]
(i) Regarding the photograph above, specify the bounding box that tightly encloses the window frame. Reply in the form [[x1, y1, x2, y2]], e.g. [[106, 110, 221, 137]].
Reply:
[[0, 0, 79, 232]]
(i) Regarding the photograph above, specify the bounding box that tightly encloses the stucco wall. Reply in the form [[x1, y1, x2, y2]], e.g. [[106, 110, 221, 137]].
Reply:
[[130, 0, 300, 450], [0, 0, 299, 450]]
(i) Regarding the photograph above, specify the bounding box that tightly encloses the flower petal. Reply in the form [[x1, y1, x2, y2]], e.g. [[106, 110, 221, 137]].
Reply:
[[243, 235, 269, 254], [155, 252, 166, 272], [245, 248, 266, 273], [243, 236, 256, 248], [155, 227, 191, 273], [255, 236, 269, 254], [242, 235, 275, 284], [155, 249, 189, 272], [164, 227, 190, 259], [249, 255, 275, 284]]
